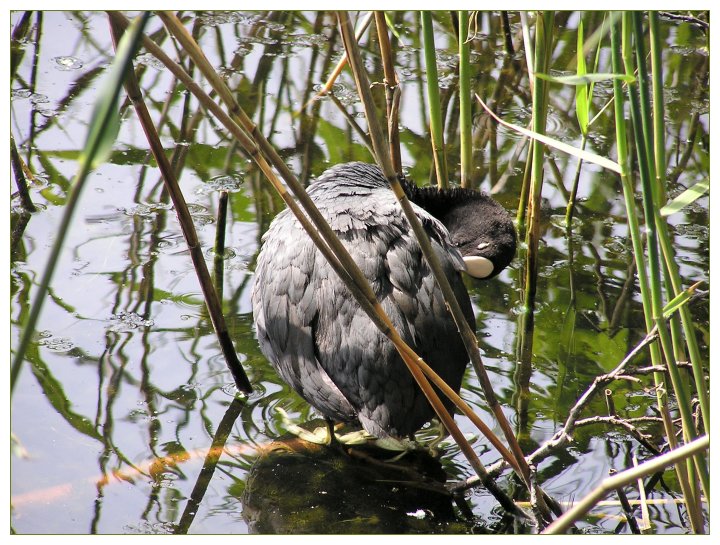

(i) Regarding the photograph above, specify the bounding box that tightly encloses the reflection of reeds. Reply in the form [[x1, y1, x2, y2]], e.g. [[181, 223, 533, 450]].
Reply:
[[11, 14, 151, 393], [11, 10, 710, 533], [111, 15, 253, 395]]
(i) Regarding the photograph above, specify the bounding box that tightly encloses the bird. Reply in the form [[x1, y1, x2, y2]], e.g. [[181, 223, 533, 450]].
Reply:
[[251, 162, 516, 440]]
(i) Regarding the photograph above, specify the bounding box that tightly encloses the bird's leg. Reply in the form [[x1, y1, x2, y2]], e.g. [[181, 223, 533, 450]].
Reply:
[[426, 421, 447, 457], [324, 417, 339, 446]]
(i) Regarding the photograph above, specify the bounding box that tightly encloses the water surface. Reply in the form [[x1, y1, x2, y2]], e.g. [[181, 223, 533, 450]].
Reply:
[[10, 11, 709, 534]]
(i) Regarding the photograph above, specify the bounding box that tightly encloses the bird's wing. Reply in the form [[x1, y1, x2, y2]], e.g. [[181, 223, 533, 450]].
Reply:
[[252, 211, 356, 421]]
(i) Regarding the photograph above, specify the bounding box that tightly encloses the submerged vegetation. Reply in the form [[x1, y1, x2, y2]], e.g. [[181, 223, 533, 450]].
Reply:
[[10, 11, 709, 534]]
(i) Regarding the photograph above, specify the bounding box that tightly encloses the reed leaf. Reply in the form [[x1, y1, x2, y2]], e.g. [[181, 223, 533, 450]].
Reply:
[[574, 20, 589, 135], [659, 178, 709, 216], [662, 281, 703, 319], [536, 72, 635, 86], [476, 94, 622, 173]]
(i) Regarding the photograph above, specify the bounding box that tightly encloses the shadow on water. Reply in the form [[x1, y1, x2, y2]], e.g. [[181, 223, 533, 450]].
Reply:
[[241, 431, 471, 534]]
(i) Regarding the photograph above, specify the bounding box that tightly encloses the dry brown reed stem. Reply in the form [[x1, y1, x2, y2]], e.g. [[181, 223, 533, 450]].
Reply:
[[392, 332, 529, 519], [410, 357, 522, 476], [310, 11, 374, 101], [120, 10, 529, 518], [108, 15, 252, 394], [337, 11, 543, 519], [374, 11, 402, 174]]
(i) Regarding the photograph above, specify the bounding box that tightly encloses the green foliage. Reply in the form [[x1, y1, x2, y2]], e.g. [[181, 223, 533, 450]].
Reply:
[[315, 117, 375, 165], [79, 14, 150, 170], [536, 72, 635, 86], [660, 178, 709, 216], [575, 20, 589, 135]]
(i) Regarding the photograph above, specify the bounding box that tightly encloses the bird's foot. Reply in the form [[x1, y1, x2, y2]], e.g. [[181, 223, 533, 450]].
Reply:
[[275, 408, 371, 446]]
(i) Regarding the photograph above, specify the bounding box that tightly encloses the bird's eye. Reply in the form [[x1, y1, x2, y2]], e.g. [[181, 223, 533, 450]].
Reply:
[[476, 242, 489, 251]]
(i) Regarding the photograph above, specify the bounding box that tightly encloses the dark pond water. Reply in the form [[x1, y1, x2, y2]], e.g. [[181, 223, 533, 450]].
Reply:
[[10, 11, 709, 534]]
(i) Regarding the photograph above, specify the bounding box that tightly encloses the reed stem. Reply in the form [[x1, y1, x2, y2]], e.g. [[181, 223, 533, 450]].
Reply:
[[523, 11, 553, 310], [421, 12, 449, 189], [110, 15, 252, 395], [458, 11, 473, 188], [374, 11, 402, 174]]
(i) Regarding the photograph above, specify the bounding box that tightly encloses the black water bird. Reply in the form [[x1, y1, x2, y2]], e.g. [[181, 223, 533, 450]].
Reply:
[[251, 162, 516, 439]]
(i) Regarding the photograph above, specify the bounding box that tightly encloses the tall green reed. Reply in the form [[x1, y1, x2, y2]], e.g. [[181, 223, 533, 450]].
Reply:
[[609, 12, 708, 531], [523, 11, 553, 310], [421, 12, 449, 189], [458, 11, 472, 188]]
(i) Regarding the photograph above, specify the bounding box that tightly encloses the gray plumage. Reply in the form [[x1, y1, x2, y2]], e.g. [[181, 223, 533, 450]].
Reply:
[[252, 163, 487, 438]]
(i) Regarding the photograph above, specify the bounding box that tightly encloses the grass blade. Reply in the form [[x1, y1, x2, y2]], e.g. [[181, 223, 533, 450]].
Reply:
[[476, 93, 622, 173], [662, 281, 703, 319], [536, 72, 635, 86], [659, 178, 709, 216]]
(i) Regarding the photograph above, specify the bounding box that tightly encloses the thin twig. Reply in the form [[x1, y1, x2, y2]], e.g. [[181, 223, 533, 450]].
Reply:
[[109, 14, 252, 394], [573, 416, 661, 455], [327, 93, 375, 151]]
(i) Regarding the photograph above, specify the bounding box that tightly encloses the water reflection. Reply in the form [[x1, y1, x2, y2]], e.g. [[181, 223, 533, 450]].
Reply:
[[10, 10, 709, 535], [241, 430, 471, 534]]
